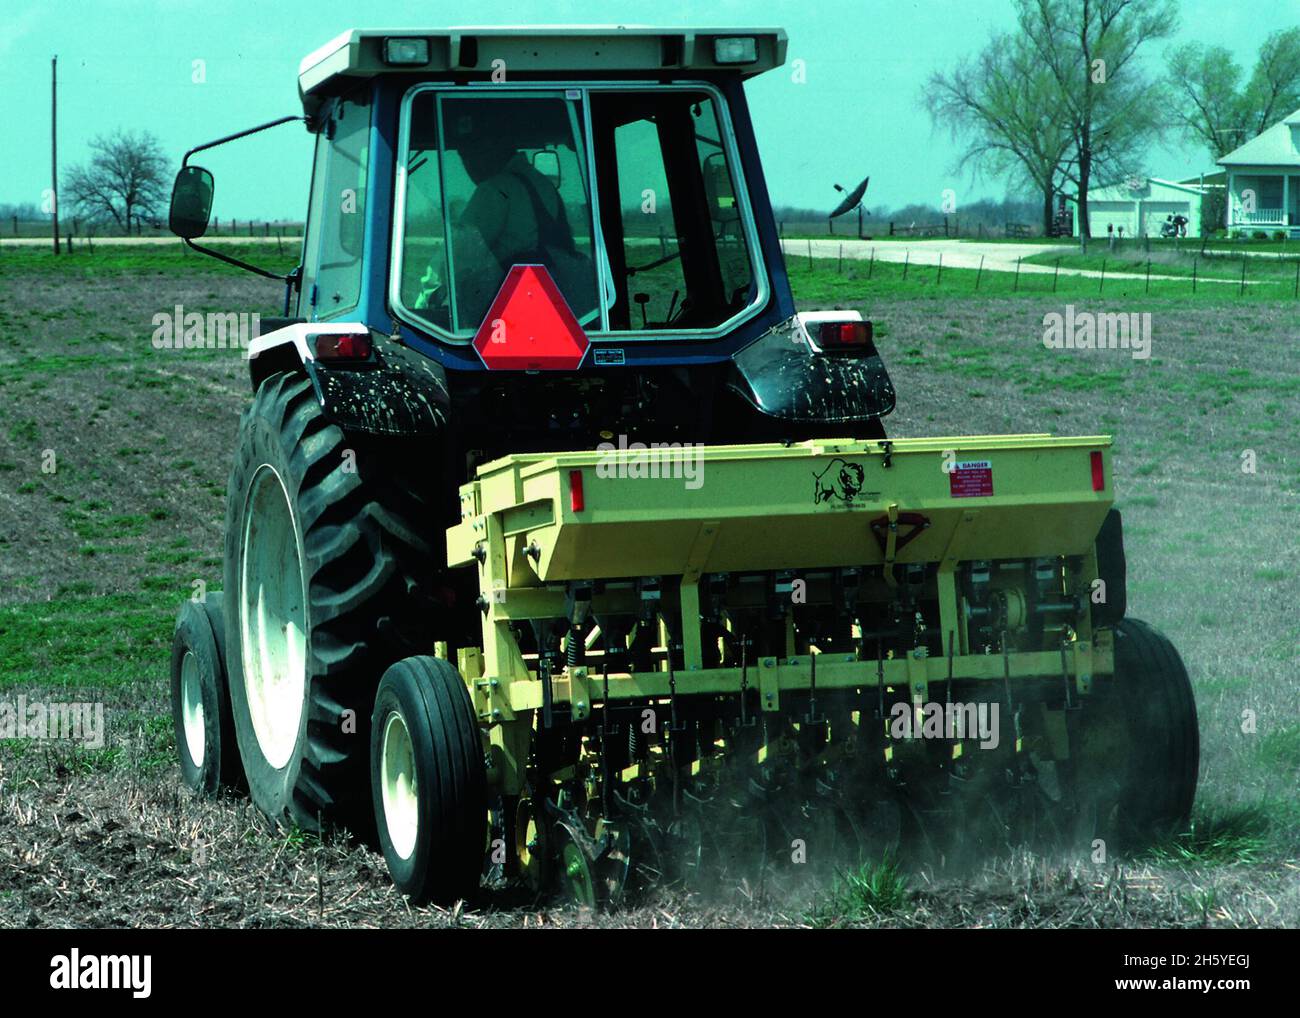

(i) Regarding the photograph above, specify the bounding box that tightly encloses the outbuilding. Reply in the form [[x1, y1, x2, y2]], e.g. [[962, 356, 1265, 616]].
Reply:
[[1068, 177, 1209, 238]]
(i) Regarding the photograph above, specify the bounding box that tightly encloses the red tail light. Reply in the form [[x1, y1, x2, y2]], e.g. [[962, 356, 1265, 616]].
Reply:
[[569, 470, 585, 512], [315, 332, 372, 360], [1090, 450, 1105, 491], [817, 320, 872, 349]]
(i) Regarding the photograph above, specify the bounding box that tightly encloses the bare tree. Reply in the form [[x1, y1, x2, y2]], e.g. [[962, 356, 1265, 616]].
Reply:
[[1016, 0, 1178, 249], [1166, 28, 1300, 159], [62, 130, 170, 233], [925, 33, 1076, 235]]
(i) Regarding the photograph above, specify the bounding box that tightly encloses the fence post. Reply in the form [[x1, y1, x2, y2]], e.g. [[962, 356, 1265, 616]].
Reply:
[[937, 252, 943, 286], [1145, 260, 1150, 294], [902, 250, 909, 280], [807, 238, 813, 271], [1099, 258, 1106, 294], [1239, 258, 1246, 296], [837, 243, 843, 274], [868, 247, 875, 279], [976, 254, 983, 290], [1192, 258, 1197, 293], [1013, 256, 1020, 292], [1053, 257, 1060, 292]]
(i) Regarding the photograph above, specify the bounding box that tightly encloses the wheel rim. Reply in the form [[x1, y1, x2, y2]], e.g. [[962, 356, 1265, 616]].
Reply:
[[381, 710, 420, 860], [180, 650, 206, 769], [239, 464, 307, 771]]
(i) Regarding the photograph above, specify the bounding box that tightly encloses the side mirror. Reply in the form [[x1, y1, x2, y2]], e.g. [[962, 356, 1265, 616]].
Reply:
[[531, 149, 561, 189], [170, 166, 214, 239]]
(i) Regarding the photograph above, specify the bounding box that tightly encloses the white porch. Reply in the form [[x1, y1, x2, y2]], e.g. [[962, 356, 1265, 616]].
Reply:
[[1226, 169, 1300, 236]]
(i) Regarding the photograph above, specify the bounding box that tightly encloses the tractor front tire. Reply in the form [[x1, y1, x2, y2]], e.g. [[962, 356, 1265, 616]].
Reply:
[[223, 373, 437, 833], [370, 656, 487, 904], [171, 598, 242, 794]]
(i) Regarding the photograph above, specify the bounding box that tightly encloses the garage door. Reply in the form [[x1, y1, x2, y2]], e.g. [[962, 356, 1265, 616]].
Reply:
[[1087, 201, 1135, 237], [1141, 201, 1191, 236]]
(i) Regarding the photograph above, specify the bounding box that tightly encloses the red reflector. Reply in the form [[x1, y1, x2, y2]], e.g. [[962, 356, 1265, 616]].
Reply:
[[817, 320, 871, 348], [1090, 450, 1105, 491], [473, 265, 590, 371], [316, 332, 372, 360], [568, 470, 585, 512]]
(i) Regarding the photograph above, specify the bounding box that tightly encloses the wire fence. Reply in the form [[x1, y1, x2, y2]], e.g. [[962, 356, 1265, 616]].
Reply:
[[778, 240, 1300, 299]]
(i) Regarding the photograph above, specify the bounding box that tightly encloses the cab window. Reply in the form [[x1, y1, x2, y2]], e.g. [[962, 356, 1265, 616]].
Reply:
[[313, 91, 371, 318]]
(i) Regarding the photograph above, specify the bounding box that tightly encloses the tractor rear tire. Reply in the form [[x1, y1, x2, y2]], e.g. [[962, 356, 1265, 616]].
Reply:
[[223, 373, 438, 833], [171, 598, 242, 794], [370, 656, 487, 904]]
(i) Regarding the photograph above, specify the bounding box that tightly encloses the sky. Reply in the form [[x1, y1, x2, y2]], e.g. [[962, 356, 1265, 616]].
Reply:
[[0, 0, 1292, 221]]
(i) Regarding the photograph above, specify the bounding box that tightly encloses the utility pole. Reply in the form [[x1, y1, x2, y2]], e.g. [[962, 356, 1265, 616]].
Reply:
[[51, 55, 60, 256]]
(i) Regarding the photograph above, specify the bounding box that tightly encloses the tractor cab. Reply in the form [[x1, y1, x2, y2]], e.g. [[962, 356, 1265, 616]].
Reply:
[[170, 28, 892, 457]]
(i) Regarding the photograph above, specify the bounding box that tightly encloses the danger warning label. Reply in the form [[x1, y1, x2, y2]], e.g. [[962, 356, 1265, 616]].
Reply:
[[949, 460, 993, 498]]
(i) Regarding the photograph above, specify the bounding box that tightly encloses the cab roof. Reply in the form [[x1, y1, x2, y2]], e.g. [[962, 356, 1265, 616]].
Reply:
[[298, 26, 787, 116]]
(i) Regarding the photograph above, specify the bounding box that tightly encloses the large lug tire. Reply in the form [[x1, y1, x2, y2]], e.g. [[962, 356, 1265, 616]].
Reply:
[[1077, 618, 1199, 852], [370, 656, 487, 904], [170, 597, 243, 794], [223, 373, 438, 832]]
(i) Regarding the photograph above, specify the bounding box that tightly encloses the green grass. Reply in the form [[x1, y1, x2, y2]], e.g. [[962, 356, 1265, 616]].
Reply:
[[0, 241, 299, 278], [804, 857, 911, 927], [1146, 806, 1275, 867], [784, 255, 1300, 304], [0, 593, 176, 690]]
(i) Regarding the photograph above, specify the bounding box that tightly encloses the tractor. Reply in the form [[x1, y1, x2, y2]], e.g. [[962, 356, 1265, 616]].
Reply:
[[167, 27, 1197, 907]]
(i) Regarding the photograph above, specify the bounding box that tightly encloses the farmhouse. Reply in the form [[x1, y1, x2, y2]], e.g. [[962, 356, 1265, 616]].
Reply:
[[1068, 177, 1210, 238], [1218, 106, 1300, 238]]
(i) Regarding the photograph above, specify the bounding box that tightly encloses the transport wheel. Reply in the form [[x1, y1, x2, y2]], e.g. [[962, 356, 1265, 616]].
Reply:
[[370, 656, 487, 904], [1076, 618, 1199, 852], [223, 373, 438, 832], [170, 598, 242, 794]]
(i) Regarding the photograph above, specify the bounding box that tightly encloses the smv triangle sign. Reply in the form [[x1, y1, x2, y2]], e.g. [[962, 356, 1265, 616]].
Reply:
[[472, 264, 590, 371]]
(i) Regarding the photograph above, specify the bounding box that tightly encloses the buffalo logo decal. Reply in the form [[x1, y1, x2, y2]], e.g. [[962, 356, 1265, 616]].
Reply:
[[813, 458, 866, 505]]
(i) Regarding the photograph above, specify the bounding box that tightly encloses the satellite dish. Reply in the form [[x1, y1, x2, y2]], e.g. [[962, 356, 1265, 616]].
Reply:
[[830, 175, 870, 219]]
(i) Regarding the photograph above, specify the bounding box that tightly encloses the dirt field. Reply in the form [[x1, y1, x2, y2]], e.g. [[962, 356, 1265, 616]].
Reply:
[[1, 248, 1296, 928]]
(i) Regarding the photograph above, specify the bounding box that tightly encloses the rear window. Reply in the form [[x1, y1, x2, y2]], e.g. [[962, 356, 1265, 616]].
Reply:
[[395, 85, 763, 340], [398, 92, 600, 334]]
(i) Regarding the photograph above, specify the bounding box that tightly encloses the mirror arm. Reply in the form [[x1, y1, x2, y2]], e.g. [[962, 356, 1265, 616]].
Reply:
[[182, 237, 292, 282], [282, 265, 302, 316], [181, 115, 307, 168], [178, 114, 308, 283]]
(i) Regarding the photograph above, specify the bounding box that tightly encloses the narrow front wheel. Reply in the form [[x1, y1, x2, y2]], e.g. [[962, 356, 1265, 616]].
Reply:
[[370, 656, 487, 904]]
